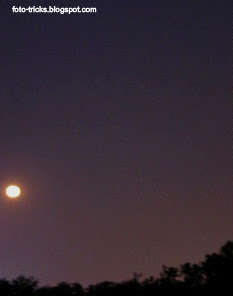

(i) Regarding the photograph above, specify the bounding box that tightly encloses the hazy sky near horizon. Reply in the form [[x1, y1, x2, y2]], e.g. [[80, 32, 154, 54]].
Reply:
[[0, 0, 232, 287]]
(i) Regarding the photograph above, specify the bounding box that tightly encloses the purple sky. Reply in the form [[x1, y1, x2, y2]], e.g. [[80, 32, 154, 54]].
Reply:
[[0, 0, 232, 287]]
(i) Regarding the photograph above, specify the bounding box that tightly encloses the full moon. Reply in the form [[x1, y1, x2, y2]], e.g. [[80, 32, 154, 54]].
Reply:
[[6, 185, 21, 198]]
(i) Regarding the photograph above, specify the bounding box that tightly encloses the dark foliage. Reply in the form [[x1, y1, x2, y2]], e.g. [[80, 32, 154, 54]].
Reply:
[[1, 241, 233, 295]]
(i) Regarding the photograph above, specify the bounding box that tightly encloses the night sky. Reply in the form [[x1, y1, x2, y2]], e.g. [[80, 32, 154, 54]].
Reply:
[[0, 0, 232, 287]]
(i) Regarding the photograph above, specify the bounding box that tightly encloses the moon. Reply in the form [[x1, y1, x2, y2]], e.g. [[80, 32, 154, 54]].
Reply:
[[6, 185, 21, 198]]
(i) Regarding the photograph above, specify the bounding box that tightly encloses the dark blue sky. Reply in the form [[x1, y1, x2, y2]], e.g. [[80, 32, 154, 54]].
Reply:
[[0, 0, 232, 287]]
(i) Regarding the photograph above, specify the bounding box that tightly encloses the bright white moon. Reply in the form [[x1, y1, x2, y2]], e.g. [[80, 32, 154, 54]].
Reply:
[[6, 185, 21, 198]]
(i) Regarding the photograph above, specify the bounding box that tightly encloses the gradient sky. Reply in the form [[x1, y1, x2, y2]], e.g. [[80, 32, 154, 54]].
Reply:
[[0, 0, 232, 288]]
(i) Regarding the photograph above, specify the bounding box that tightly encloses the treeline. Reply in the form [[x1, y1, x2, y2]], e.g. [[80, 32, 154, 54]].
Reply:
[[1, 240, 233, 295]]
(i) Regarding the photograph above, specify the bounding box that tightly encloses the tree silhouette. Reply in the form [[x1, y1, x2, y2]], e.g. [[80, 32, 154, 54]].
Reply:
[[12, 276, 38, 296], [0, 278, 11, 296], [1, 240, 233, 295], [180, 262, 203, 289], [202, 240, 233, 291]]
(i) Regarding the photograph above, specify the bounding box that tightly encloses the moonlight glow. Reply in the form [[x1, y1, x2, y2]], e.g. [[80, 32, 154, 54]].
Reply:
[[6, 185, 21, 198]]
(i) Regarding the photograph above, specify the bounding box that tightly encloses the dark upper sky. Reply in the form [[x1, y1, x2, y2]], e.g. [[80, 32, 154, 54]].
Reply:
[[0, 0, 232, 287]]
